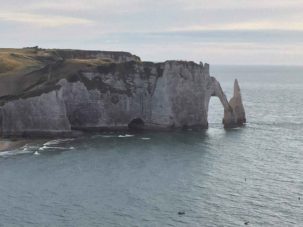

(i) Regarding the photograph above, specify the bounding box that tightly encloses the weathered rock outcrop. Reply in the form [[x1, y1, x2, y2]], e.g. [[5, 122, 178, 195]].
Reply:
[[223, 79, 246, 128], [0, 48, 246, 137], [0, 91, 71, 137]]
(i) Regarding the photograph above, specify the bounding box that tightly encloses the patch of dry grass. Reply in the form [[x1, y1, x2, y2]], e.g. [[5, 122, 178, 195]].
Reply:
[[66, 58, 113, 66], [0, 50, 43, 77], [0, 54, 22, 73]]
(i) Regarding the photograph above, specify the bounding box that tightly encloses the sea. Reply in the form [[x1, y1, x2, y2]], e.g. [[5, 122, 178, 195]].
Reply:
[[0, 65, 302, 226]]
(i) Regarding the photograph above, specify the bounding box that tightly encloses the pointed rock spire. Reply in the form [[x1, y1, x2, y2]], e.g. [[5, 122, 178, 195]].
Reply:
[[223, 79, 246, 128], [234, 79, 240, 96]]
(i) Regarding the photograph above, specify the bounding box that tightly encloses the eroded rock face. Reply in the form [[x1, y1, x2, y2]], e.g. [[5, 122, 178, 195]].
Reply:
[[223, 79, 246, 128], [1, 91, 71, 137], [0, 49, 246, 137], [58, 61, 215, 130]]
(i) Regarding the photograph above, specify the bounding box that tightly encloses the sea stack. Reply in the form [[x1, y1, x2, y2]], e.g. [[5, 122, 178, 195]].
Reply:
[[223, 79, 246, 128]]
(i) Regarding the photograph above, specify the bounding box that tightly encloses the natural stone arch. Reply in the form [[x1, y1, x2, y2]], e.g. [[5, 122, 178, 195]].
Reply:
[[207, 96, 225, 126], [208, 77, 246, 128]]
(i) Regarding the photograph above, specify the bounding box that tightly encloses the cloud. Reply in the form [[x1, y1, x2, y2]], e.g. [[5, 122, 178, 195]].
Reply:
[[26, 1, 95, 12], [0, 0, 303, 64], [181, 0, 303, 10], [0, 12, 94, 27], [170, 21, 303, 32]]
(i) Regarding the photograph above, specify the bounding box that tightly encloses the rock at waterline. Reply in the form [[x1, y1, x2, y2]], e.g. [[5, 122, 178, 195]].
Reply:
[[223, 79, 246, 128]]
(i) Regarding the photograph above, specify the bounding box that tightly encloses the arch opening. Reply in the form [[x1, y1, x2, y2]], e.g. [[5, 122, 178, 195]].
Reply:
[[128, 118, 145, 131], [207, 96, 224, 128]]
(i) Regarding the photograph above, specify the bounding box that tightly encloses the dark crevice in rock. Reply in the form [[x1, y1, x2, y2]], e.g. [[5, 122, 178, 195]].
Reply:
[[128, 118, 145, 131]]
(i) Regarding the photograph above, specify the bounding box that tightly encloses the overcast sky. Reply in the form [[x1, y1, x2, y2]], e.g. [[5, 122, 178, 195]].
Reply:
[[1, 0, 303, 65]]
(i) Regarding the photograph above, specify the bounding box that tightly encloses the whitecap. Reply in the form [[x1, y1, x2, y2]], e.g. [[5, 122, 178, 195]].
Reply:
[[44, 138, 74, 146], [38, 145, 75, 151], [118, 134, 134, 138], [0, 149, 33, 157], [44, 146, 69, 150], [22, 144, 41, 151], [141, 137, 151, 140], [101, 135, 118, 138], [39, 145, 47, 151]]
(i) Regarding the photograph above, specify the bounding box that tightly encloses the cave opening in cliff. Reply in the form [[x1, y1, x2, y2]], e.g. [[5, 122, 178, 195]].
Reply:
[[128, 118, 145, 131], [208, 97, 224, 127]]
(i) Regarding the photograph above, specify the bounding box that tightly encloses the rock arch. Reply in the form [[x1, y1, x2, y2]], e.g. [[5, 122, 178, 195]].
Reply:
[[210, 78, 246, 128]]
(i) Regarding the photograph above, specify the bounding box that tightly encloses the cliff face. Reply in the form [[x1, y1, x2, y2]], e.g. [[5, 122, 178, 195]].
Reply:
[[0, 48, 245, 137], [0, 91, 71, 137]]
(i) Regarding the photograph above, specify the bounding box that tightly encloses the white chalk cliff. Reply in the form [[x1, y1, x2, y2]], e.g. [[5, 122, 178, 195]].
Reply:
[[0, 48, 246, 137]]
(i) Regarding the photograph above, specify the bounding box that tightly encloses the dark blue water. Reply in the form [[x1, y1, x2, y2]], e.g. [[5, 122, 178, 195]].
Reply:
[[0, 66, 302, 226]]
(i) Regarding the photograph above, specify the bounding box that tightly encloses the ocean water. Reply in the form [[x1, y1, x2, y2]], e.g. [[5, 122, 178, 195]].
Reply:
[[0, 65, 302, 226]]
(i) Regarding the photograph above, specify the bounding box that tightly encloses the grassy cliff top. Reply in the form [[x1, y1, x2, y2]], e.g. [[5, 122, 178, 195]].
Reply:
[[0, 48, 45, 77], [0, 47, 202, 105], [0, 47, 142, 99], [0, 47, 140, 77]]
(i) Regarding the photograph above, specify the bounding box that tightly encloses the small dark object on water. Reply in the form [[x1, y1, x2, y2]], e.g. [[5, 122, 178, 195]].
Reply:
[[245, 178, 247, 182], [244, 221, 249, 225], [178, 211, 185, 215], [299, 197, 301, 200]]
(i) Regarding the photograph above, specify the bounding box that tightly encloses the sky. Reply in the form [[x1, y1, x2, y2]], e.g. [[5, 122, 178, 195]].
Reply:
[[1, 0, 303, 65]]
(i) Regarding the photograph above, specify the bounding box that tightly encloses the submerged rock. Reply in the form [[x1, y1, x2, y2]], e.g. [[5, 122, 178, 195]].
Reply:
[[0, 48, 246, 137]]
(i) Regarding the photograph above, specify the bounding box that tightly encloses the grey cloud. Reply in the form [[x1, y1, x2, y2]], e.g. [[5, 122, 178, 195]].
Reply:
[[0, 0, 303, 65]]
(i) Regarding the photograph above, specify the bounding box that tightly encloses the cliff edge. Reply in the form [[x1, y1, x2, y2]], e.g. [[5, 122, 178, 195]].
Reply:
[[0, 47, 246, 137]]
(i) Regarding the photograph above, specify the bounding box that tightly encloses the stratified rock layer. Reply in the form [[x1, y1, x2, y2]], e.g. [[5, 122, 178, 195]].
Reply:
[[0, 48, 246, 137]]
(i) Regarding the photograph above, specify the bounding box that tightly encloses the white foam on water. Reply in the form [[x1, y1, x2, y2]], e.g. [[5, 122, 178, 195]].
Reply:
[[38, 139, 75, 151], [101, 135, 118, 138], [118, 134, 134, 138], [0, 149, 33, 157], [39, 146, 74, 150], [92, 135, 118, 138], [33, 151, 40, 155], [44, 138, 74, 146], [141, 137, 151, 140], [36, 139, 76, 152], [39, 145, 48, 151], [22, 144, 41, 151]]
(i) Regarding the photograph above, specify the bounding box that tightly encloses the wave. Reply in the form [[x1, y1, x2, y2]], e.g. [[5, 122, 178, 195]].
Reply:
[[0, 149, 33, 157], [118, 134, 134, 138], [43, 138, 75, 146], [100, 135, 118, 138], [33, 139, 76, 153], [39, 145, 75, 151]]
